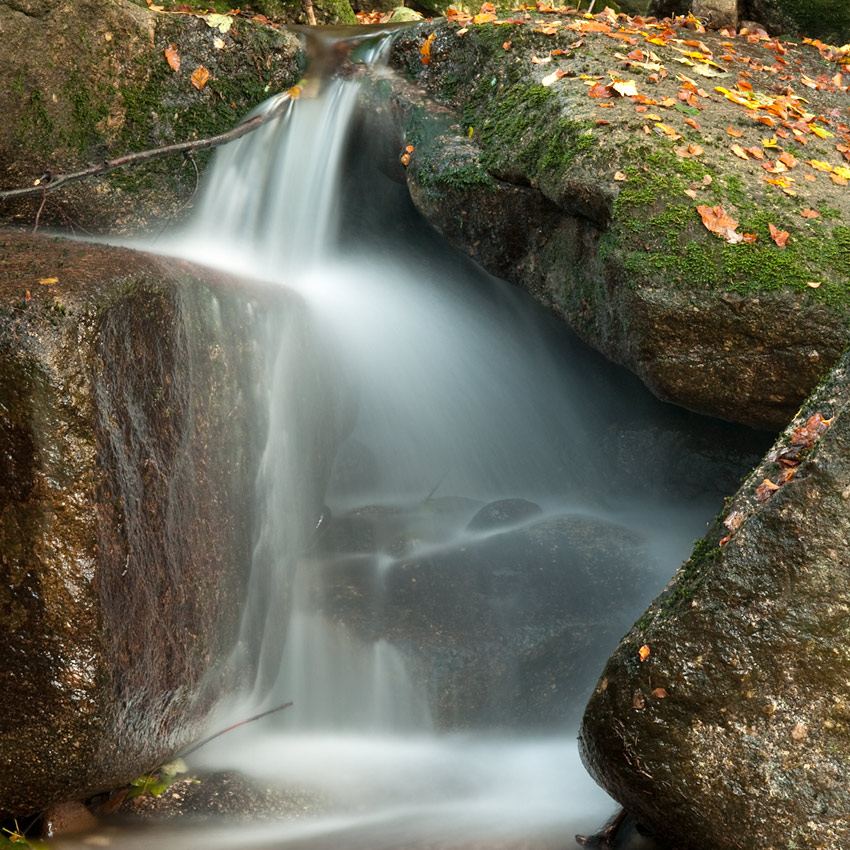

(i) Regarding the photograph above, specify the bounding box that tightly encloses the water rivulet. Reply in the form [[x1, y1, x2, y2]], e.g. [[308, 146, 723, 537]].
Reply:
[[95, 29, 766, 849]]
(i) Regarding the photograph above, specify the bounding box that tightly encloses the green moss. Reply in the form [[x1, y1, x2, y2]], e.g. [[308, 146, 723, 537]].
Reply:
[[62, 72, 110, 152]]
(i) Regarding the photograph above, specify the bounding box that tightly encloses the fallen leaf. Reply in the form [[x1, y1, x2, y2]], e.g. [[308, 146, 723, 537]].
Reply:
[[801, 208, 821, 218], [502, 40, 512, 50], [420, 32, 435, 65], [806, 159, 833, 172], [542, 69, 568, 87], [652, 688, 669, 698], [755, 478, 780, 501], [746, 146, 765, 160], [791, 412, 831, 447], [688, 143, 704, 155], [726, 126, 743, 138], [38, 277, 59, 284], [400, 153, 411, 166], [639, 644, 650, 662], [531, 55, 552, 64], [778, 151, 798, 168], [633, 690, 646, 709], [614, 171, 628, 181], [190, 66, 210, 90], [730, 143, 750, 160], [165, 43, 180, 72], [697, 204, 742, 243], [684, 188, 698, 198], [204, 12, 233, 33], [769, 222, 790, 247], [723, 510, 745, 531], [611, 79, 638, 97], [807, 280, 822, 288], [811, 124, 834, 139]]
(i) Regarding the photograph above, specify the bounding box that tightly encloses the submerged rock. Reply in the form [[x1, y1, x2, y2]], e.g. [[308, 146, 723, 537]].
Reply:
[[579, 349, 850, 849], [311, 506, 660, 727], [0, 232, 340, 818], [381, 15, 850, 428]]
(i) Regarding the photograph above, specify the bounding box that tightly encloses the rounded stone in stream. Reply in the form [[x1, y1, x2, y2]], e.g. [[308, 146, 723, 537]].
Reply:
[[315, 510, 660, 728], [466, 498, 543, 532]]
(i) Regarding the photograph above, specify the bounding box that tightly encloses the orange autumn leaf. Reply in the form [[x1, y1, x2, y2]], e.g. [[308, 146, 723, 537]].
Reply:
[[769, 222, 790, 247], [746, 146, 765, 160], [165, 43, 180, 72], [190, 66, 210, 90], [697, 204, 743, 243], [726, 126, 743, 137], [685, 117, 701, 130], [420, 32, 435, 65], [652, 688, 669, 698], [502, 40, 512, 50], [638, 644, 650, 662], [801, 208, 820, 218], [778, 151, 798, 168]]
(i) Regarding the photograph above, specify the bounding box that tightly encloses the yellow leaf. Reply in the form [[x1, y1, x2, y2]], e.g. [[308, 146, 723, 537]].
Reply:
[[611, 79, 638, 97], [38, 277, 59, 284], [614, 171, 628, 181], [190, 66, 211, 90], [834, 165, 850, 179], [807, 280, 822, 288], [810, 124, 834, 139], [204, 13, 233, 33], [806, 159, 833, 172]]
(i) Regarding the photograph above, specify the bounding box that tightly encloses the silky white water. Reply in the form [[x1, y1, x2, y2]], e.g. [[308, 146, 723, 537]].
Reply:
[[77, 31, 766, 849]]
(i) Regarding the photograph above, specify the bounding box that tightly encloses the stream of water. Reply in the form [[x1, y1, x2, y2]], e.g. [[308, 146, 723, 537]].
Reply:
[[68, 29, 767, 849]]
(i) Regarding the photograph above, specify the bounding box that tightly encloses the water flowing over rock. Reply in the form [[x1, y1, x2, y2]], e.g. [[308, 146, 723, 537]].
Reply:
[[579, 350, 850, 850], [307, 502, 662, 728], [0, 232, 339, 817]]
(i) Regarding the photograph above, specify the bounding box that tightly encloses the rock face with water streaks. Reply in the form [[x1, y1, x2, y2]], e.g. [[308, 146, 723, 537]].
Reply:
[[579, 350, 850, 850], [382, 15, 850, 429], [0, 232, 337, 818]]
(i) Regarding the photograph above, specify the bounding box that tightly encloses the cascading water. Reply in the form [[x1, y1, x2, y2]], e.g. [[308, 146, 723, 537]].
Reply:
[[72, 28, 768, 850]]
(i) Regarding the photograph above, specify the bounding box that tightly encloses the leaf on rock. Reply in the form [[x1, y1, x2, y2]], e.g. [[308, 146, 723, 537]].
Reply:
[[204, 12, 233, 33], [165, 43, 180, 72], [769, 222, 790, 246], [652, 688, 669, 698], [543, 69, 569, 87], [726, 126, 743, 137], [638, 644, 650, 662], [755, 478, 780, 501], [801, 208, 820, 218], [697, 204, 742, 243], [190, 66, 211, 90], [420, 32, 435, 65], [730, 143, 750, 160], [611, 79, 638, 97]]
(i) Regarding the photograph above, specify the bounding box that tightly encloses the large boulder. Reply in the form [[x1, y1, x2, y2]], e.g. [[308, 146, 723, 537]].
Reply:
[[0, 231, 340, 817], [579, 350, 850, 849], [380, 14, 850, 428], [744, 0, 850, 44], [0, 1, 303, 233]]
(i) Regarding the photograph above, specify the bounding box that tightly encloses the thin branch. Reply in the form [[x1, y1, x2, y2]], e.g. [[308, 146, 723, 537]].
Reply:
[[0, 92, 293, 204], [177, 700, 293, 759]]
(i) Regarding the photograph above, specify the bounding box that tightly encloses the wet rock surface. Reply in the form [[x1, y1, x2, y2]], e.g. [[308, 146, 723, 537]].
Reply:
[[380, 14, 850, 428], [0, 231, 338, 817], [579, 349, 850, 850]]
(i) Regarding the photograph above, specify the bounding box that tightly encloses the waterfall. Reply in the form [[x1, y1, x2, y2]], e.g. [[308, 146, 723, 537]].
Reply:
[[123, 27, 766, 849]]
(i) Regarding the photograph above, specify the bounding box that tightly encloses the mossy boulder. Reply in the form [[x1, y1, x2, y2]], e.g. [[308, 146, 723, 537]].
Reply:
[[579, 350, 850, 850], [0, 0, 304, 234], [0, 232, 340, 818], [380, 13, 850, 428]]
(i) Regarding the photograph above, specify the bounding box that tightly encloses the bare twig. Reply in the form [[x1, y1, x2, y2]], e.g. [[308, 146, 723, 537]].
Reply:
[[177, 700, 293, 759], [0, 92, 293, 204], [33, 186, 47, 233]]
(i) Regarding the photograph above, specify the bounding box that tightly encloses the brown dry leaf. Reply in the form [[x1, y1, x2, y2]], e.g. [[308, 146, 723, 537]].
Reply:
[[730, 143, 750, 160], [190, 66, 210, 90], [633, 691, 646, 709], [801, 208, 820, 218], [769, 222, 790, 247], [696, 204, 742, 243], [165, 43, 180, 72], [723, 510, 745, 532], [755, 478, 780, 501], [502, 40, 512, 50], [791, 412, 832, 448], [638, 644, 650, 662], [674, 145, 692, 158], [614, 171, 628, 181], [684, 188, 698, 198], [726, 126, 744, 137], [652, 688, 669, 698], [689, 143, 704, 156]]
